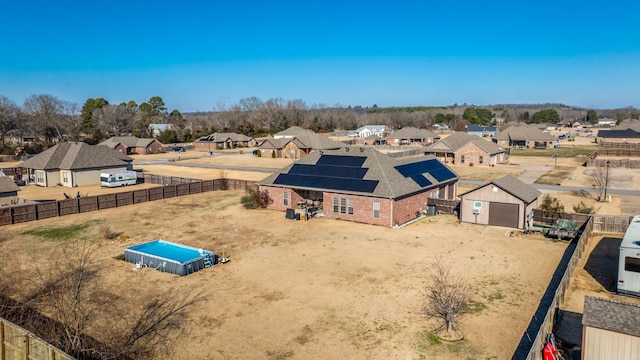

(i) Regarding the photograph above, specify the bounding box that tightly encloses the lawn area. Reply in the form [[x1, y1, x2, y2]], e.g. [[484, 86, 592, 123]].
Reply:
[[509, 146, 597, 158], [448, 164, 523, 181]]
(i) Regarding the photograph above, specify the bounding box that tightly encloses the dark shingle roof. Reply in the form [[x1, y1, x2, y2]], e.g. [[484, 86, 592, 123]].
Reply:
[[258, 147, 458, 198], [466, 124, 497, 132], [493, 125, 556, 142], [274, 126, 315, 137], [195, 132, 254, 142], [583, 296, 640, 337], [0, 177, 20, 193], [460, 175, 541, 204], [17, 142, 132, 170], [596, 129, 640, 139], [387, 127, 440, 140]]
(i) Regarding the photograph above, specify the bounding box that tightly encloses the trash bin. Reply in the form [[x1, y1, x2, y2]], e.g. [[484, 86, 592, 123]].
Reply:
[[427, 205, 436, 216]]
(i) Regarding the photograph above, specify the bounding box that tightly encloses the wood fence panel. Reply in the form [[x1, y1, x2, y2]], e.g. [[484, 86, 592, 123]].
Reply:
[[201, 180, 214, 192], [133, 189, 148, 204], [98, 194, 116, 209], [12, 204, 37, 223], [58, 199, 79, 216], [176, 183, 190, 196], [163, 185, 176, 198], [189, 182, 202, 194], [36, 202, 58, 220], [3, 320, 29, 360], [0, 207, 11, 226], [592, 215, 632, 234], [148, 187, 164, 201], [116, 191, 133, 207], [78, 196, 99, 213]]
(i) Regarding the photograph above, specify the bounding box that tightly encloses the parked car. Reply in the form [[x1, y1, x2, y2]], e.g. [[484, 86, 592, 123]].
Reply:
[[586, 134, 595, 138], [557, 135, 566, 140], [173, 146, 185, 152]]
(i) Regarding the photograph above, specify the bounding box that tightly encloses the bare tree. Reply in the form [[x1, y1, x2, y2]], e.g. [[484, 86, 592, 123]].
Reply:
[[95, 104, 136, 138], [23, 94, 66, 142], [424, 257, 471, 338], [588, 164, 610, 201], [0, 95, 19, 147]]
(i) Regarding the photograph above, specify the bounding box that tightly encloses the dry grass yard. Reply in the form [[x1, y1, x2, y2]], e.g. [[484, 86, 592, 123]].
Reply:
[[0, 191, 567, 360]]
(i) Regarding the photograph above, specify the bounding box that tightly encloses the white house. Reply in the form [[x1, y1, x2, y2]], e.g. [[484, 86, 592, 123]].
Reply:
[[353, 125, 390, 138]]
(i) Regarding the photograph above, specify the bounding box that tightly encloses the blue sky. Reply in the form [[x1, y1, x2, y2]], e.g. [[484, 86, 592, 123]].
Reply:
[[1, 0, 639, 112]]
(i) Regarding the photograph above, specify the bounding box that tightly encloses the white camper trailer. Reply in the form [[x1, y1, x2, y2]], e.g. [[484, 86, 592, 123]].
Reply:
[[618, 215, 640, 296], [100, 171, 137, 188]]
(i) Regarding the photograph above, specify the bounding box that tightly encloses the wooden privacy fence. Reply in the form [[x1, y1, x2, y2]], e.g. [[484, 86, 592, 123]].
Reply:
[[426, 198, 460, 215], [531, 209, 591, 228], [512, 217, 593, 360], [591, 215, 632, 234], [598, 141, 640, 149], [0, 177, 257, 227], [1, 318, 74, 360], [592, 149, 640, 158], [586, 158, 640, 169]]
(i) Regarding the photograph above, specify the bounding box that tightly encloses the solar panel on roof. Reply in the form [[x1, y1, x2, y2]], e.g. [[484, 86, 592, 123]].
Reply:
[[316, 155, 366, 167], [288, 164, 368, 179], [273, 174, 378, 193], [395, 159, 456, 186]]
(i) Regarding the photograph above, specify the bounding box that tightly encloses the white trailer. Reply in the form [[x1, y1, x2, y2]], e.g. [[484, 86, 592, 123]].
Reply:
[[100, 171, 137, 187], [618, 215, 640, 296]]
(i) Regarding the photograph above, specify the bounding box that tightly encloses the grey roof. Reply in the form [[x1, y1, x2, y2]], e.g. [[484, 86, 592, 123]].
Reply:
[[493, 125, 556, 142], [427, 133, 504, 155], [100, 136, 159, 148], [0, 176, 20, 193], [354, 125, 388, 133], [612, 120, 640, 132], [596, 128, 640, 139], [195, 132, 254, 142], [460, 175, 541, 204], [17, 142, 132, 170], [258, 147, 458, 198], [259, 133, 344, 150], [274, 126, 315, 137], [583, 296, 640, 337], [387, 127, 440, 140], [466, 124, 497, 132]]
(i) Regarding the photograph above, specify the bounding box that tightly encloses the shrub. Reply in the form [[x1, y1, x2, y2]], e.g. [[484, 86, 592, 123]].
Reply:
[[271, 150, 276, 158], [100, 223, 117, 240], [539, 194, 564, 215], [573, 201, 595, 214], [241, 188, 273, 209]]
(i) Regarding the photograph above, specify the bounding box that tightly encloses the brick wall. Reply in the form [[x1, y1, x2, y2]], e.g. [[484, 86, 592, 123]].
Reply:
[[455, 142, 492, 166], [323, 192, 392, 227]]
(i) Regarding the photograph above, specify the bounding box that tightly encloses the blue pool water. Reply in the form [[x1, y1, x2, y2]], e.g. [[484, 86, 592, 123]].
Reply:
[[127, 240, 203, 264]]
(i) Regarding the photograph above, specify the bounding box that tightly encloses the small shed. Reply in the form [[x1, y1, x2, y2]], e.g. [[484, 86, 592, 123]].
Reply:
[[458, 175, 541, 229], [0, 177, 20, 205], [582, 296, 640, 360]]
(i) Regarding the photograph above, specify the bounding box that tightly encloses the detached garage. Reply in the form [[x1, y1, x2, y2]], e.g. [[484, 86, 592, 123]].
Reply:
[[459, 175, 541, 229]]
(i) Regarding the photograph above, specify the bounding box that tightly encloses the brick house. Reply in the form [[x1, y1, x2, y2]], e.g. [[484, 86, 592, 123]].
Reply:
[[426, 132, 505, 166], [596, 128, 640, 145], [387, 127, 440, 146], [17, 142, 133, 188], [458, 175, 541, 229], [258, 133, 344, 159], [492, 124, 556, 148], [193, 132, 257, 151], [99, 136, 163, 155], [258, 147, 459, 227]]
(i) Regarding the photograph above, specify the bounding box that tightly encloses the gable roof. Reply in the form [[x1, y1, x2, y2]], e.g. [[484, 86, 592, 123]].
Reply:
[[427, 133, 504, 154], [354, 125, 388, 134], [259, 147, 458, 198], [0, 176, 20, 193], [274, 126, 315, 138], [493, 125, 556, 142], [100, 136, 159, 148], [259, 133, 344, 150], [387, 127, 440, 140], [460, 175, 541, 204], [583, 296, 640, 337], [17, 142, 132, 171], [596, 128, 640, 139], [466, 124, 497, 133], [195, 132, 254, 142]]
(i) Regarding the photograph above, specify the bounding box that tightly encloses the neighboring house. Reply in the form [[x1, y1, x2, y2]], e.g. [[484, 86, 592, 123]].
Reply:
[[99, 136, 163, 155], [557, 118, 573, 127], [353, 125, 390, 138], [597, 119, 616, 127], [17, 142, 133, 188], [0, 177, 20, 205], [612, 120, 640, 132], [466, 124, 498, 138], [492, 124, 556, 148], [363, 135, 385, 145], [148, 123, 174, 137], [273, 126, 315, 139], [458, 175, 541, 229], [387, 127, 440, 146], [570, 119, 592, 129], [596, 128, 640, 145], [258, 147, 459, 227], [258, 133, 344, 159], [426, 133, 505, 166], [5, 130, 37, 145], [582, 296, 640, 360], [194, 132, 257, 151]]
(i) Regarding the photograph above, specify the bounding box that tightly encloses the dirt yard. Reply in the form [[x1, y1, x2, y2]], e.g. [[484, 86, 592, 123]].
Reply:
[[0, 191, 566, 360]]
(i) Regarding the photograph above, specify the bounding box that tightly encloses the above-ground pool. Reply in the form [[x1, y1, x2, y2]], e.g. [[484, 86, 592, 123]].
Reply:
[[124, 240, 215, 276]]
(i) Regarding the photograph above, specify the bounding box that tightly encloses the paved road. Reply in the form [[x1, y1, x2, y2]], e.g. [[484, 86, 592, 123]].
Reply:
[[459, 180, 640, 196]]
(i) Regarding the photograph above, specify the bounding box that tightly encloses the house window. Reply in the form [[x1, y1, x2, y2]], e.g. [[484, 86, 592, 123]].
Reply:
[[340, 197, 346, 214], [460, 155, 465, 164], [347, 198, 354, 215], [373, 201, 380, 219], [333, 196, 339, 213], [283, 192, 289, 206], [62, 172, 69, 183], [36, 171, 45, 183], [333, 196, 353, 215], [479, 156, 484, 165]]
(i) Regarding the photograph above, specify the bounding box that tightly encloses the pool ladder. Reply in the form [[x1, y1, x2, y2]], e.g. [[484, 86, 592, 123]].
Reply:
[[203, 253, 214, 268]]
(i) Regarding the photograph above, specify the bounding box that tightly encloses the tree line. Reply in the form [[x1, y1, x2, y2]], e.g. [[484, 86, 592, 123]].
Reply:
[[1, 93, 637, 154]]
